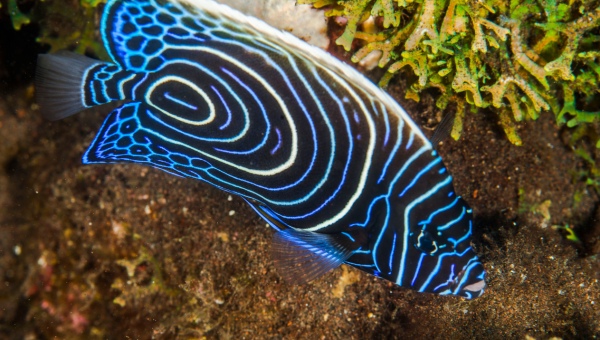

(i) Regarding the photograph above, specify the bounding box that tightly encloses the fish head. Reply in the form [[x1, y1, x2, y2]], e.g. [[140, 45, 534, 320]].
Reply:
[[450, 260, 487, 298], [408, 205, 487, 299]]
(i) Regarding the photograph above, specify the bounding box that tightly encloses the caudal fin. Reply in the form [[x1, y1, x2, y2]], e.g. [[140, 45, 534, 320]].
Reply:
[[35, 52, 102, 121]]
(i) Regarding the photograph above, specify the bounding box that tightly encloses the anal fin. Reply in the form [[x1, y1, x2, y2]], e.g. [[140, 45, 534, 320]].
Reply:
[[271, 228, 358, 285]]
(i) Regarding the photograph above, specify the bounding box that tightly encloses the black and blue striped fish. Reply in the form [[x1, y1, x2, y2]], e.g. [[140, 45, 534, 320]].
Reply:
[[35, 0, 486, 298]]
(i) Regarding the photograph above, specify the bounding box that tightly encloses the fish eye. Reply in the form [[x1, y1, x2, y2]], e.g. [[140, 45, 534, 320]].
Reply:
[[413, 230, 438, 255]]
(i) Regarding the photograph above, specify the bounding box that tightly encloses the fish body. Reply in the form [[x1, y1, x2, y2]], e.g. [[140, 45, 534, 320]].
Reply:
[[36, 0, 486, 298]]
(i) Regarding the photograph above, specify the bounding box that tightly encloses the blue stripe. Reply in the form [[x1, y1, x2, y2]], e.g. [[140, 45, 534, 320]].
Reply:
[[164, 92, 198, 110], [437, 207, 466, 231], [398, 175, 452, 285], [388, 232, 397, 274], [398, 157, 442, 197], [411, 253, 426, 286], [418, 197, 460, 226]]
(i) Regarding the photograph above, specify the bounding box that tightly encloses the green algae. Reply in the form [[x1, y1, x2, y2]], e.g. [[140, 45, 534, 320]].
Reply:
[[302, 0, 600, 146], [570, 123, 600, 199], [552, 224, 582, 243], [6, 0, 32, 30], [2, 0, 108, 59]]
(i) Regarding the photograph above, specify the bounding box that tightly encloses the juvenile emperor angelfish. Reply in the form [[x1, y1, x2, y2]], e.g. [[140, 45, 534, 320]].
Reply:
[[35, 0, 486, 298]]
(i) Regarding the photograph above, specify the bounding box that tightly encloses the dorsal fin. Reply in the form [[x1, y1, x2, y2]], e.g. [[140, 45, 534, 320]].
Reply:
[[271, 229, 358, 285], [430, 110, 455, 146]]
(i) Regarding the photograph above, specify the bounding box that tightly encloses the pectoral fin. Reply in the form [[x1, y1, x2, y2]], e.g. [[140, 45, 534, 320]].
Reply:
[[271, 228, 358, 285], [243, 198, 288, 231]]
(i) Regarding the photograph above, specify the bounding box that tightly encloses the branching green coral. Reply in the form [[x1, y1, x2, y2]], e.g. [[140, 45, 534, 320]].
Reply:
[[570, 123, 600, 195], [301, 0, 600, 145], [6, 0, 31, 30], [36, 3, 108, 60], [2, 0, 108, 59]]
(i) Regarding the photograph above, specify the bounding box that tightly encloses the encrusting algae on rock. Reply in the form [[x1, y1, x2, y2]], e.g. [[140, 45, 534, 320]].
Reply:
[[2, 0, 110, 59], [300, 0, 600, 146]]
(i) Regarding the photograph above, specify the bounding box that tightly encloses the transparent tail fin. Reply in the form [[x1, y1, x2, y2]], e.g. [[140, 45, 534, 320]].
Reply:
[[35, 52, 102, 121]]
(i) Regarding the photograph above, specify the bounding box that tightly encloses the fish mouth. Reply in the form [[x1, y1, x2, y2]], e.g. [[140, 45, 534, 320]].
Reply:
[[452, 262, 487, 299], [462, 278, 486, 292]]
